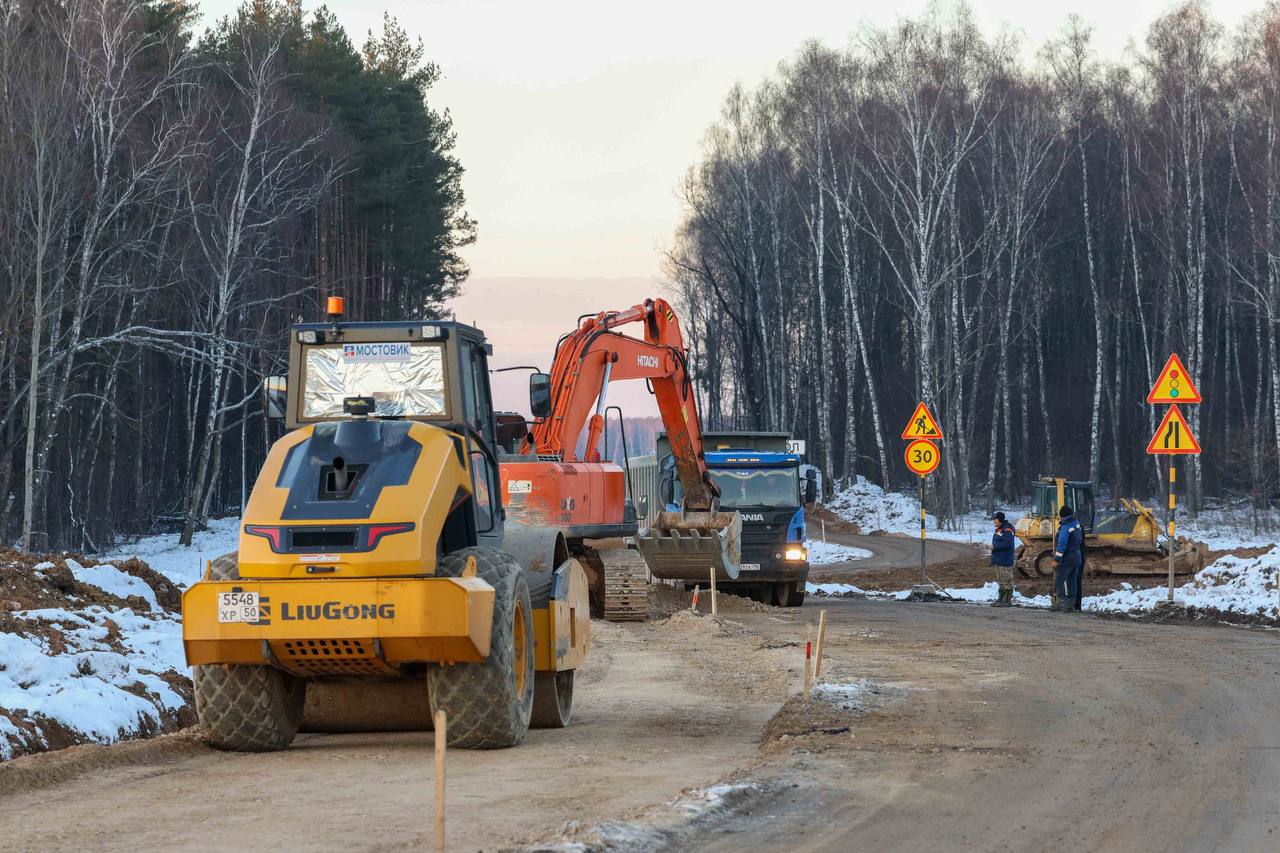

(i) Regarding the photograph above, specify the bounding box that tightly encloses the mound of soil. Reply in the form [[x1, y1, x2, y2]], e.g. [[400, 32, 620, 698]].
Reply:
[[0, 550, 179, 615], [649, 581, 774, 618], [806, 504, 862, 535], [1, 549, 192, 762]]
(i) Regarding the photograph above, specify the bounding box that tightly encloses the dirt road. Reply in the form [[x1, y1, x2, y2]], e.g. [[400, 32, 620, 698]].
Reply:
[[812, 529, 982, 574], [0, 598, 792, 853], [5, 593, 1280, 852], [809, 530, 1189, 599], [570, 600, 1280, 851]]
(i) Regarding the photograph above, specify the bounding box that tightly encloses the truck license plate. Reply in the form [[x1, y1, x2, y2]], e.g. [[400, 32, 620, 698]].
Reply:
[[217, 591, 260, 623], [739, 563, 761, 572]]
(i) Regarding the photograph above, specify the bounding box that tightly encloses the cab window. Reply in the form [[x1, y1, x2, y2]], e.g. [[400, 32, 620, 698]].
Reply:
[[470, 449, 496, 533], [459, 341, 495, 446]]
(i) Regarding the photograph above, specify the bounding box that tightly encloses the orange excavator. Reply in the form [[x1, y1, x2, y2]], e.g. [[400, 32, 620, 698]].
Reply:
[[496, 298, 742, 621]]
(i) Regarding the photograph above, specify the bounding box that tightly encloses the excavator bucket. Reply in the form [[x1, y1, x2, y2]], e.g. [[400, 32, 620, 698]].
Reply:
[[635, 509, 743, 581]]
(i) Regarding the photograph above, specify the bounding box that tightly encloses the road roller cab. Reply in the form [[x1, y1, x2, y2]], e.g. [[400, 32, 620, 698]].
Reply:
[[181, 306, 591, 751]]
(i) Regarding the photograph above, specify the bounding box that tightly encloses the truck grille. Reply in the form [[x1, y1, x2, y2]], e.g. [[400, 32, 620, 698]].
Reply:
[[740, 521, 786, 558]]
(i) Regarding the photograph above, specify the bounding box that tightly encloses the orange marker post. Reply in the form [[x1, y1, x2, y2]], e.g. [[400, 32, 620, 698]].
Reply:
[[803, 624, 813, 702]]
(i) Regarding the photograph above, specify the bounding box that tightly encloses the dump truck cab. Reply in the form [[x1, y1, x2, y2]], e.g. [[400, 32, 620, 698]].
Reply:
[[182, 308, 590, 752], [657, 431, 816, 607]]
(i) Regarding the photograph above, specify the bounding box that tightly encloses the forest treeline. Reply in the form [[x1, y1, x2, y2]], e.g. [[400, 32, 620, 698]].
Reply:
[[0, 0, 474, 551], [668, 0, 1280, 517]]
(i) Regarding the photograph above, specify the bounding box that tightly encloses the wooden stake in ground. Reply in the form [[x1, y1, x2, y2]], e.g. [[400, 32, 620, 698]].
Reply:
[[803, 623, 813, 702], [709, 566, 718, 616], [691, 586, 699, 610], [813, 610, 828, 679], [434, 709, 447, 853]]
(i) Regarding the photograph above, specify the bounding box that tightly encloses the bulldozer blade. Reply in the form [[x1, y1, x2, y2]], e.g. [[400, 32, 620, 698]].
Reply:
[[635, 509, 742, 581]]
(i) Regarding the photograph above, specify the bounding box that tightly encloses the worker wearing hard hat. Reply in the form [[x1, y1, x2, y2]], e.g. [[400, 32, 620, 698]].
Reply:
[[989, 511, 1016, 607], [1053, 505, 1084, 612]]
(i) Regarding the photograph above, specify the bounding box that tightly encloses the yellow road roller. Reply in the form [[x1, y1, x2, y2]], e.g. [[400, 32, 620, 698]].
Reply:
[[182, 302, 590, 750]]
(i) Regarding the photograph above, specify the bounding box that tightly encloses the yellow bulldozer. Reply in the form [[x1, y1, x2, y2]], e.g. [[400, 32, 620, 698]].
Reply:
[[181, 301, 590, 751], [1014, 476, 1208, 578]]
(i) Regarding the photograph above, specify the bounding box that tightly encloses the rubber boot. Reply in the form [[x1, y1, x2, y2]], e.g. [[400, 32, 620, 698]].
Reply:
[[991, 588, 1012, 608]]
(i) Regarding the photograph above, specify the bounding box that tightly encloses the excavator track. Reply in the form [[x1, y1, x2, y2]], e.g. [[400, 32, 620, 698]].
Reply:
[[599, 547, 649, 621], [577, 545, 649, 622]]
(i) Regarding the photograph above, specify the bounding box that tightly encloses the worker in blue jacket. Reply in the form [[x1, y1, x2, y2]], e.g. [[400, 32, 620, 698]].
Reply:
[[989, 511, 1016, 607], [1054, 505, 1084, 612]]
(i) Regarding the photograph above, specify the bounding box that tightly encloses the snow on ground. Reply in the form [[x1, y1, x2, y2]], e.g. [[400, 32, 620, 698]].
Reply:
[[1173, 507, 1280, 551], [806, 540, 872, 565], [98, 516, 240, 587], [806, 579, 1051, 608], [808, 547, 1280, 618], [825, 476, 1280, 554], [1086, 548, 1280, 617], [826, 477, 919, 532], [0, 606, 188, 760], [811, 679, 875, 710], [825, 476, 997, 544], [0, 525, 213, 760], [67, 559, 159, 610]]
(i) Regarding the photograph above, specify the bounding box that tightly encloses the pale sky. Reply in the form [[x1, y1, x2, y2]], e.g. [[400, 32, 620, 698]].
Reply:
[[203, 0, 1260, 415]]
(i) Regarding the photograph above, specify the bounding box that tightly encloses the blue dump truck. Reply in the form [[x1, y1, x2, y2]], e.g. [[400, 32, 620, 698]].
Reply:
[[656, 431, 817, 607]]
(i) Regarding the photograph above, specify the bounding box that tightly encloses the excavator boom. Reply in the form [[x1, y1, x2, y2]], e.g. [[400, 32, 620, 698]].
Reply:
[[529, 298, 715, 510], [524, 298, 741, 582]]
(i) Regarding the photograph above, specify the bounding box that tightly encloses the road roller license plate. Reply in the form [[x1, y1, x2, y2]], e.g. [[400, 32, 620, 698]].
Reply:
[[217, 591, 260, 623], [740, 563, 761, 572]]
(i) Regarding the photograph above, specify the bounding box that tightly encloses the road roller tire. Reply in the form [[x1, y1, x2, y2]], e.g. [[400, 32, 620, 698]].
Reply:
[[208, 551, 238, 580], [194, 551, 307, 752], [194, 663, 306, 752], [429, 546, 535, 749], [531, 670, 574, 729]]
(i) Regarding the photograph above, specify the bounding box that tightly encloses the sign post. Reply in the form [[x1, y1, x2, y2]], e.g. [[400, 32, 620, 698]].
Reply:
[[1145, 357, 1202, 603], [902, 407, 943, 594]]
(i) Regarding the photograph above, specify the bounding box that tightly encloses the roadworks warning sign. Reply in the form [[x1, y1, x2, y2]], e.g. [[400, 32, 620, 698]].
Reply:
[[901, 402, 944, 441], [1146, 405, 1201, 455]]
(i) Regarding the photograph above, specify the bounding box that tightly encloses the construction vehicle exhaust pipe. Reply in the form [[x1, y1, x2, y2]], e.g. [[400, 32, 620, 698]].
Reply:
[[636, 508, 743, 581]]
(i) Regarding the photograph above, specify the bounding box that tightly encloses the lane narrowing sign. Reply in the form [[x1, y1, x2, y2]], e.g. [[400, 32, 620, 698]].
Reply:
[[1145, 404, 1201, 455]]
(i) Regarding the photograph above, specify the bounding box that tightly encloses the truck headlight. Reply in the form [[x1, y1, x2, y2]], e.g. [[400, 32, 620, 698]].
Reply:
[[784, 546, 807, 562]]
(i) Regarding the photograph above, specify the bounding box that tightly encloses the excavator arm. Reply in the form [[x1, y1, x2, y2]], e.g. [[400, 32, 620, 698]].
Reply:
[[527, 298, 717, 511], [524, 297, 741, 581]]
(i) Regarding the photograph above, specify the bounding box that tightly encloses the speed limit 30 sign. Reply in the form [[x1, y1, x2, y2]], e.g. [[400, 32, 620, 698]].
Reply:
[[904, 439, 940, 477]]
